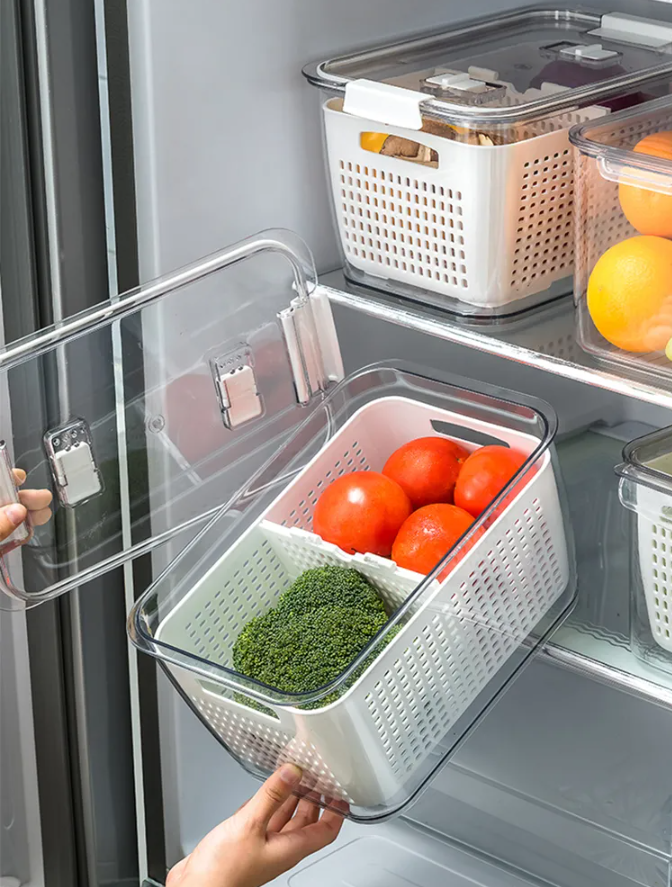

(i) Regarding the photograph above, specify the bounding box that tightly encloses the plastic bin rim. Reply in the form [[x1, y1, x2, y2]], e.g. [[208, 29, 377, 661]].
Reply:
[[616, 425, 672, 494], [570, 94, 672, 167]]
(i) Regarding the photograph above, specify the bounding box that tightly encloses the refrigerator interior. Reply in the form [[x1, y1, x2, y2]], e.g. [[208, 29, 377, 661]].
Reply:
[[123, 2, 672, 885]]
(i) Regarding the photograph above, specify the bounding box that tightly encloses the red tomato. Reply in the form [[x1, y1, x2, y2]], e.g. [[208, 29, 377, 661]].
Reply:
[[313, 471, 412, 557], [382, 436, 470, 509], [454, 445, 527, 518], [391, 504, 474, 575]]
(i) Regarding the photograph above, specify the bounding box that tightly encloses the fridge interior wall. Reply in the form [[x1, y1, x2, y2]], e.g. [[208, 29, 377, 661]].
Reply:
[[124, 1, 672, 884]]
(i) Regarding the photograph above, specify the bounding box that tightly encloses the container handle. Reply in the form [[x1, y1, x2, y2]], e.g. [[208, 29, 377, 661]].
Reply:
[[343, 80, 425, 130], [597, 155, 672, 196], [431, 420, 509, 448]]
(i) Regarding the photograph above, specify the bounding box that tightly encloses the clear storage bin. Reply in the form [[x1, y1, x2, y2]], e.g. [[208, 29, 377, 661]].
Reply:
[[572, 94, 672, 381], [304, 8, 672, 317], [130, 364, 575, 819], [617, 427, 672, 673]]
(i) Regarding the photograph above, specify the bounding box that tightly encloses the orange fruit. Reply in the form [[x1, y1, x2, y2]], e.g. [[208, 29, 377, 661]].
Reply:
[[619, 132, 672, 237], [360, 132, 388, 153], [382, 437, 469, 509], [391, 504, 474, 575], [587, 235, 672, 353]]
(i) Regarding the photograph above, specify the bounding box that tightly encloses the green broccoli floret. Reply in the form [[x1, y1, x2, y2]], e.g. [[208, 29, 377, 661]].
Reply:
[[234, 604, 386, 692], [276, 565, 386, 618], [232, 566, 400, 712]]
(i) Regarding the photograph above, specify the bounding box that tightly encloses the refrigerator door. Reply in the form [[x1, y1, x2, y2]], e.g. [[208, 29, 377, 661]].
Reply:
[[0, 229, 343, 606]]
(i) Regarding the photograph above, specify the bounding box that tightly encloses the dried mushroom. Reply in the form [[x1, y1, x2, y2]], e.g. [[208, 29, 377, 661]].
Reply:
[[379, 135, 439, 167], [420, 117, 507, 146]]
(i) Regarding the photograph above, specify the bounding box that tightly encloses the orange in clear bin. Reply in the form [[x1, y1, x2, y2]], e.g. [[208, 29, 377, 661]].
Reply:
[[619, 132, 672, 238], [587, 235, 672, 353]]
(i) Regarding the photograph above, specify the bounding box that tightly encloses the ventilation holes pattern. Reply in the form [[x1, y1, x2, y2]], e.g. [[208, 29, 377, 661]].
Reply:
[[512, 150, 573, 291], [182, 538, 286, 666], [282, 440, 368, 532], [338, 163, 468, 290], [193, 695, 353, 802], [365, 497, 562, 777], [648, 523, 671, 644], [537, 333, 579, 362]]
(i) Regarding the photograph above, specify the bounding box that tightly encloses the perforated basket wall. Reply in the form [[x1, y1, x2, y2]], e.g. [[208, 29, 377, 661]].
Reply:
[[157, 397, 569, 808], [633, 485, 672, 654], [323, 100, 604, 312]]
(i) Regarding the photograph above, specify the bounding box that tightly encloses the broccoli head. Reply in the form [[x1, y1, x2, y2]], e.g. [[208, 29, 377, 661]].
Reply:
[[276, 565, 387, 618], [232, 565, 400, 711]]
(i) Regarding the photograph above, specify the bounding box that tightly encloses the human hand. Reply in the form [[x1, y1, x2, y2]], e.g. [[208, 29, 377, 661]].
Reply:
[[166, 765, 346, 887], [0, 469, 53, 544]]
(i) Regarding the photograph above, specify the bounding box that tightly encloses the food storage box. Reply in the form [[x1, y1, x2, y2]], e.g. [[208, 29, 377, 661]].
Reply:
[[0, 227, 574, 820], [304, 8, 672, 317], [130, 364, 575, 819], [617, 427, 672, 673], [572, 94, 672, 381]]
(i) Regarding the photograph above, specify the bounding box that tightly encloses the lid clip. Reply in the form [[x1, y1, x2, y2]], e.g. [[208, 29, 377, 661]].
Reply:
[[279, 289, 344, 406], [45, 419, 103, 507], [421, 70, 507, 104], [559, 42, 620, 65], [211, 352, 263, 430]]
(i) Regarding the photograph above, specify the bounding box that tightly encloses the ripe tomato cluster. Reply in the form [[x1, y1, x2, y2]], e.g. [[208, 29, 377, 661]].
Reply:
[[313, 436, 527, 576]]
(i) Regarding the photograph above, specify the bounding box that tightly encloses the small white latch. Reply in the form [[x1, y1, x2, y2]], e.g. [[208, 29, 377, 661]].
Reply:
[[560, 43, 619, 62], [589, 13, 672, 49], [424, 72, 489, 94], [45, 419, 103, 507], [421, 68, 508, 104], [211, 353, 263, 430]]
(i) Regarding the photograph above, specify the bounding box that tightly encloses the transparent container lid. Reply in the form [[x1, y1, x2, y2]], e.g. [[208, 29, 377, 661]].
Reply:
[[129, 364, 575, 821], [0, 230, 343, 608], [304, 7, 672, 126]]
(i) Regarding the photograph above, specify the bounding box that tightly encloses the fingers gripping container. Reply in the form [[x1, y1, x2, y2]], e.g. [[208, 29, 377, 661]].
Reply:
[[131, 366, 574, 819], [571, 94, 672, 381], [304, 8, 672, 317], [617, 428, 672, 672]]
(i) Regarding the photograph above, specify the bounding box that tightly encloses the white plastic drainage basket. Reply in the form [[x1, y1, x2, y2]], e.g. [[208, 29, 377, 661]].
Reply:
[[322, 97, 603, 312], [134, 381, 571, 813], [618, 430, 672, 665]]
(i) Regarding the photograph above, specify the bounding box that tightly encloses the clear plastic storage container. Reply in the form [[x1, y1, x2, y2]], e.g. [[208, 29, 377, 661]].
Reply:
[[304, 8, 672, 317], [617, 428, 672, 674], [572, 94, 672, 381], [130, 363, 575, 819], [0, 228, 574, 820]]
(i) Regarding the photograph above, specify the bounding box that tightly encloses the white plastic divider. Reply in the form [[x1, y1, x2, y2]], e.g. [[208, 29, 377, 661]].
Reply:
[[156, 396, 570, 808]]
